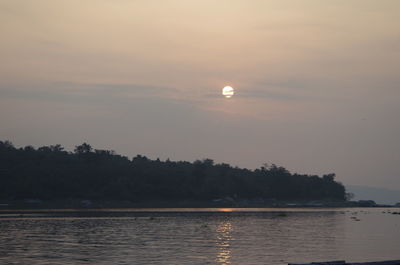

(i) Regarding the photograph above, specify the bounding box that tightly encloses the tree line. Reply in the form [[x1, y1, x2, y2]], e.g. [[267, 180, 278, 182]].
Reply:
[[0, 140, 347, 202]]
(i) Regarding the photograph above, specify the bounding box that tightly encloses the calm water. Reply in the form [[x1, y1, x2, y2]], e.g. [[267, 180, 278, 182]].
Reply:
[[0, 208, 399, 265]]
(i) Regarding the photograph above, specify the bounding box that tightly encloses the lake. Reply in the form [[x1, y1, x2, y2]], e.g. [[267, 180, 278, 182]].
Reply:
[[0, 208, 399, 264]]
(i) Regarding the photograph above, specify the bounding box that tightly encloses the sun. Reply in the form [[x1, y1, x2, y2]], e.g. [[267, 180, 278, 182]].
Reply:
[[222, 86, 234, 98]]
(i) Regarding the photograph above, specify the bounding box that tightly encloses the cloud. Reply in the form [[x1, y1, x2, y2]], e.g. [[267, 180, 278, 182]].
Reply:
[[0, 81, 182, 103]]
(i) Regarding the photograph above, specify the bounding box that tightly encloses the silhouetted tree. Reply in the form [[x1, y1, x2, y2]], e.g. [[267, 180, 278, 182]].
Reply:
[[0, 140, 347, 202], [74, 143, 92, 154], [323, 173, 335, 182]]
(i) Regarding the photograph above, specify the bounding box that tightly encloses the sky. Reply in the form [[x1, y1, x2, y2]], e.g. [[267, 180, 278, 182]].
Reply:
[[1, 0, 399, 189]]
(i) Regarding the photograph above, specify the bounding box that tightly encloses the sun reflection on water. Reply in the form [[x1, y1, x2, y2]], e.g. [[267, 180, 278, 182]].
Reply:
[[216, 221, 233, 265], [218, 208, 233, 212]]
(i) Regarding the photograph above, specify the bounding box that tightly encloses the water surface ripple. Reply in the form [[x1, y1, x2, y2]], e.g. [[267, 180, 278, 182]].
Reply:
[[0, 208, 399, 265]]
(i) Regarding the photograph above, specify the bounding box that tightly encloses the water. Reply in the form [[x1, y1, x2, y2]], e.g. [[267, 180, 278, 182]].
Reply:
[[0, 208, 399, 264]]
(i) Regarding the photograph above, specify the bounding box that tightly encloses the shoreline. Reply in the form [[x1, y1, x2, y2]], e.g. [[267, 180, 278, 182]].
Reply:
[[0, 199, 396, 210]]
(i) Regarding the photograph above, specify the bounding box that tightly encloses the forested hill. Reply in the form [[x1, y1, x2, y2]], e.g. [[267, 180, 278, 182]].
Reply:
[[0, 141, 346, 202]]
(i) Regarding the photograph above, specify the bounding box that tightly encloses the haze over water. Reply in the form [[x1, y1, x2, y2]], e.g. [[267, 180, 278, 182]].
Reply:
[[1, 208, 399, 265], [1, 0, 400, 189], [1, 1, 400, 263]]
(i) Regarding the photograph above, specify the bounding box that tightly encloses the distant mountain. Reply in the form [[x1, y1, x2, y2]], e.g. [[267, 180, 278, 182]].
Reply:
[[346, 185, 400, 205]]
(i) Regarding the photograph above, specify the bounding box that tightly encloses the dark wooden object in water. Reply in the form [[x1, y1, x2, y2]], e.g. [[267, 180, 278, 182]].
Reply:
[[289, 260, 400, 265], [289, 261, 346, 265], [349, 260, 400, 265]]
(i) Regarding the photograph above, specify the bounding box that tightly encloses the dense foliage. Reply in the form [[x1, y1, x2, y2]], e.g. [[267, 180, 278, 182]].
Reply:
[[0, 141, 346, 201]]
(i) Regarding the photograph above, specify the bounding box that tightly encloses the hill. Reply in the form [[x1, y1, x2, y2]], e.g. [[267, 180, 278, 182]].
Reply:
[[0, 140, 346, 203], [346, 185, 400, 205]]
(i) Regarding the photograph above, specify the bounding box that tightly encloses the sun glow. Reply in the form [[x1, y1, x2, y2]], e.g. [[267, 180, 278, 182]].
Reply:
[[222, 86, 234, 98]]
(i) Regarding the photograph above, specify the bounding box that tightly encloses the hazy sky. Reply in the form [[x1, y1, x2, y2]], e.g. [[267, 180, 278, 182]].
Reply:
[[1, 0, 399, 189]]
